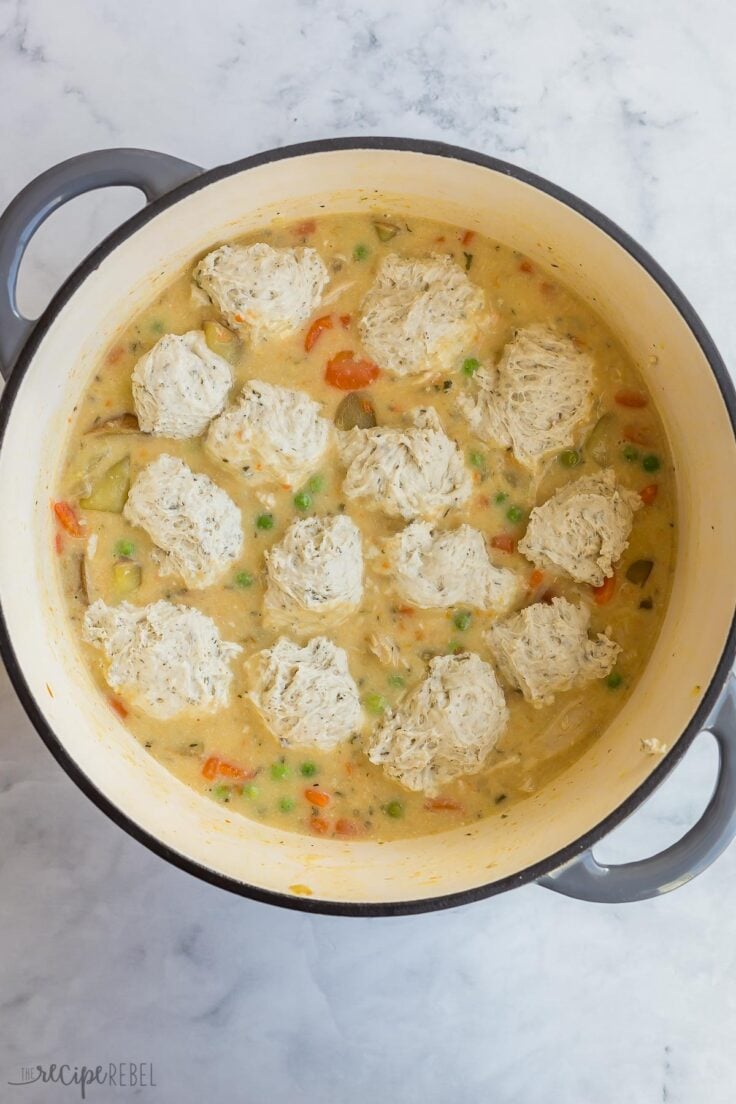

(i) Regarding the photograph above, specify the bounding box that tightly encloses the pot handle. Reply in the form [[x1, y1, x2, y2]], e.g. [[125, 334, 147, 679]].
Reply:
[[538, 674, 736, 903], [0, 148, 202, 379]]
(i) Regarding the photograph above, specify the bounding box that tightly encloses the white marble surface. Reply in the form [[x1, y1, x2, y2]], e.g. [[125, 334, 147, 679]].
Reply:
[[2, 1, 736, 1100]]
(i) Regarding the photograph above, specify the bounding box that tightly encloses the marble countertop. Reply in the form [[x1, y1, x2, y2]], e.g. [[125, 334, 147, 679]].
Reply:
[[2, 1, 736, 1100]]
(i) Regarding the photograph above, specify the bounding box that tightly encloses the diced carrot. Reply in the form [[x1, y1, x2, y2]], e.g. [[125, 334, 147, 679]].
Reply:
[[305, 787, 331, 807], [294, 219, 316, 236], [54, 532, 63, 555], [461, 230, 475, 246], [106, 345, 124, 365], [53, 500, 84, 537], [202, 756, 255, 782], [615, 389, 648, 409], [491, 534, 517, 553], [108, 697, 128, 719], [310, 816, 330, 834], [592, 572, 616, 605], [425, 796, 462, 812], [339, 314, 351, 328], [519, 260, 534, 273], [234, 313, 246, 324], [623, 423, 653, 446], [335, 817, 361, 836], [397, 606, 415, 616], [529, 569, 545, 589], [640, 483, 659, 506], [325, 350, 380, 390], [304, 314, 333, 352]]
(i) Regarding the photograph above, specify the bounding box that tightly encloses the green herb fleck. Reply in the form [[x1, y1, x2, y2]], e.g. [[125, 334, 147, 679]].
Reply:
[[212, 783, 230, 802], [387, 674, 405, 689], [353, 243, 369, 261], [448, 639, 463, 654], [494, 491, 508, 505], [452, 609, 472, 632], [242, 783, 260, 799], [462, 357, 480, 377], [364, 692, 388, 715], [114, 539, 135, 559]]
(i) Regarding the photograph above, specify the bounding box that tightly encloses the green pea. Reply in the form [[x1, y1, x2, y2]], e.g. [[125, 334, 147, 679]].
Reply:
[[307, 474, 325, 493], [462, 357, 480, 377], [114, 539, 135, 559], [279, 797, 295, 813], [242, 783, 260, 799], [453, 609, 472, 632], [384, 800, 404, 818], [300, 761, 317, 777], [293, 491, 312, 511], [256, 513, 274, 530], [558, 449, 581, 468], [469, 450, 485, 469], [506, 505, 524, 524], [353, 243, 369, 261], [642, 454, 661, 472], [494, 491, 508, 505], [212, 783, 230, 802], [234, 571, 253, 588], [607, 672, 623, 689], [387, 674, 405, 689], [364, 692, 388, 715], [623, 445, 639, 462], [448, 640, 462, 654], [270, 762, 289, 780]]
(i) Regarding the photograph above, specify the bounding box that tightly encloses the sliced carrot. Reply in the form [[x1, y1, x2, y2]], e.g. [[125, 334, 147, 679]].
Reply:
[[325, 350, 380, 390], [305, 787, 331, 807], [53, 500, 84, 537], [640, 483, 659, 506], [592, 572, 616, 605], [461, 229, 475, 246], [519, 260, 534, 274], [294, 219, 316, 236], [339, 314, 351, 328], [304, 314, 333, 352], [491, 533, 517, 554], [425, 796, 462, 812], [623, 423, 653, 446], [54, 532, 64, 555], [201, 756, 255, 782], [108, 697, 128, 719], [335, 818, 361, 836], [529, 569, 545, 589], [310, 816, 330, 835], [615, 389, 648, 409]]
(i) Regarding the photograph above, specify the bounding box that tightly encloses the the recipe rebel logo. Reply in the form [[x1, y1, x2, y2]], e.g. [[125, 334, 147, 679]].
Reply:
[[7, 1062, 157, 1099]]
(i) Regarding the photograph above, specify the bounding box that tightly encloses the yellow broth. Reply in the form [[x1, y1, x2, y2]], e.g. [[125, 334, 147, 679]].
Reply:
[[54, 213, 676, 841]]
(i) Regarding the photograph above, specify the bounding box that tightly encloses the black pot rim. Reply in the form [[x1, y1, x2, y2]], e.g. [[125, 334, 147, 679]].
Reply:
[[1, 135, 735, 917]]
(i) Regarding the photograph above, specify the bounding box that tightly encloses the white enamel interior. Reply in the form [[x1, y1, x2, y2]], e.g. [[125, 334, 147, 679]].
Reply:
[[1, 147, 735, 907]]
